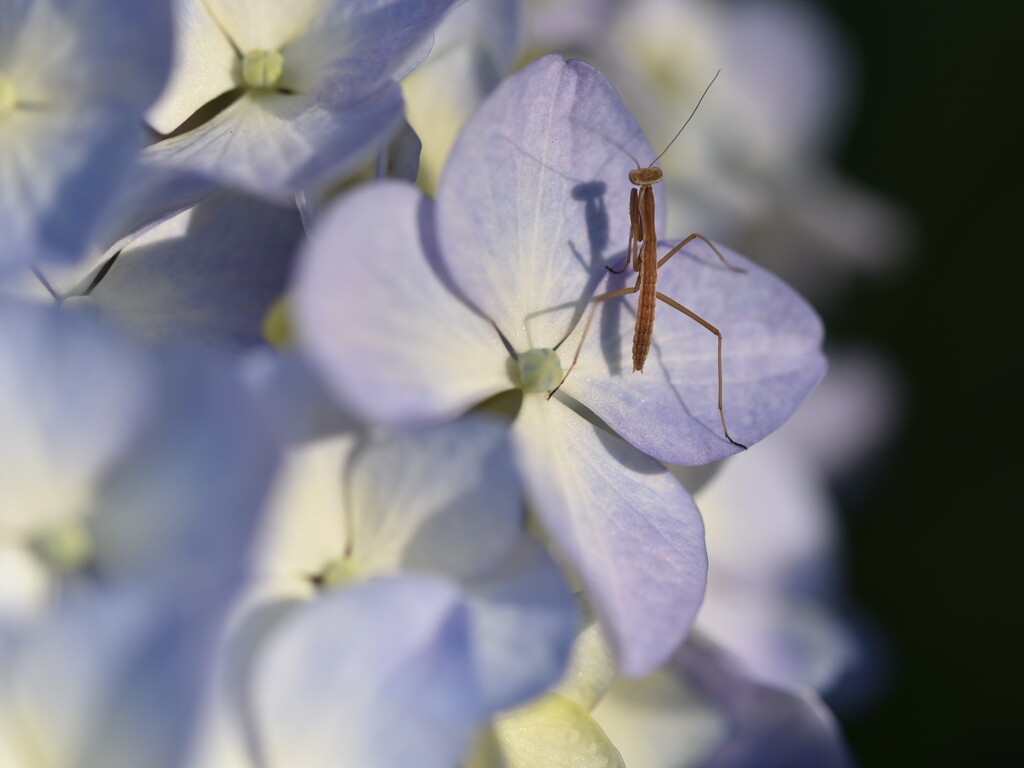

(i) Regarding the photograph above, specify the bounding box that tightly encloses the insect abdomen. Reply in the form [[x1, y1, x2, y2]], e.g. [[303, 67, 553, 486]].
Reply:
[[632, 255, 656, 372]]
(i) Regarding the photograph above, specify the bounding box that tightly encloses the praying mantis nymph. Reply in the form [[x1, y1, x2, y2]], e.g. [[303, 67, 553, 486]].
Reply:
[[551, 71, 748, 449]]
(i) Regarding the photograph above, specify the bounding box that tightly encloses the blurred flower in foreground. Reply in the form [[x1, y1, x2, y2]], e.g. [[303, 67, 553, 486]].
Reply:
[[295, 55, 825, 675], [0, 299, 280, 767], [467, 620, 851, 767], [146, 0, 459, 201], [189, 417, 576, 768], [0, 0, 171, 269]]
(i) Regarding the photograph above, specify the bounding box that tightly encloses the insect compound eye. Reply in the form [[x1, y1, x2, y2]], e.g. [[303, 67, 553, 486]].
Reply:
[[516, 348, 564, 393]]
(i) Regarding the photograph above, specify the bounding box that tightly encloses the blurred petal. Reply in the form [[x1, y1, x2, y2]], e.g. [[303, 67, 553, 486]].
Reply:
[[294, 181, 508, 424], [147, 87, 404, 201], [147, 0, 238, 134], [591, 667, 727, 768], [675, 641, 853, 768], [490, 693, 625, 768], [0, 302, 154, 536], [513, 395, 707, 676], [88, 189, 303, 348], [402, 0, 522, 191], [563, 242, 826, 465], [464, 538, 576, 711], [282, 0, 460, 102], [346, 417, 522, 582], [1, 0, 171, 266], [254, 434, 353, 580], [253, 577, 481, 768], [436, 54, 659, 350], [6, 585, 220, 768], [89, 349, 279, 589]]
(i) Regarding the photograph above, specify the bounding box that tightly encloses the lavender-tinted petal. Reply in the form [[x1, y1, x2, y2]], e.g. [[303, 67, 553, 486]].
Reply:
[[89, 348, 279, 589], [87, 189, 302, 349], [436, 54, 659, 350], [253, 578, 481, 768], [0, 301, 154, 536], [7, 584, 222, 768], [463, 538, 577, 711], [346, 417, 522, 582], [562, 242, 826, 465], [676, 640, 853, 768], [282, 0, 460, 104], [513, 394, 707, 677], [146, 87, 404, 202], [294, 181, 508, 425]]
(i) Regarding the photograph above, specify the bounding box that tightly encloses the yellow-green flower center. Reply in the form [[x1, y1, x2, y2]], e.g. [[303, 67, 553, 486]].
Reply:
[[0, 72, 17, 117], [516, 348, 564, 393], [318, 556, 361, 588], [31, 520, 93, 574], [241, 49, 285, 90]]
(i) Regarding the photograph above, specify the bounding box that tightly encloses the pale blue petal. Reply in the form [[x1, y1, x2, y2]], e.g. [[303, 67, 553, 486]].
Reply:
[[146, 88, 404, 201], [561, 241, 826, 465], [436, 54, 660, 351], [464, 538, 577, 711], [87, 189, 303, 349], [7, 584, 221, 768], [89, 348, 280, 589], [513, 394, 707, 677], [282, 0, 460, 104], [676, 640, 853, 768], [0, 301, 155, 536], [346, 417, 522, 582], [294, 181, 508, 425], [253, 577, 481, 768], [0, 0, 171, 266]]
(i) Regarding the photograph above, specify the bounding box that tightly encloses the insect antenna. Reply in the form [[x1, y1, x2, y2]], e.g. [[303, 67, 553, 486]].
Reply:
[[650, 69, 721, 166]]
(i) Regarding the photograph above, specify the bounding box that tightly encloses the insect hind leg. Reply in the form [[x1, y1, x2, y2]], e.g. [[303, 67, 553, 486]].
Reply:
[[655, 291, 747, 450]]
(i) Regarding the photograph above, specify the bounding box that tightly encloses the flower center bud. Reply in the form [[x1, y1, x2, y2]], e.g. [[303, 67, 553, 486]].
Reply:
[[0, 73, 17, 117], [517, 348, 564, 393], [241, 49, 285, 90], [317, 556, 361, 589], [31, 521, 93, 574]]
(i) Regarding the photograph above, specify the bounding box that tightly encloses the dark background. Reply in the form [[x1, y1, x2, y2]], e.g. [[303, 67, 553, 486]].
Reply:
[[810, 0, 1022, 764]]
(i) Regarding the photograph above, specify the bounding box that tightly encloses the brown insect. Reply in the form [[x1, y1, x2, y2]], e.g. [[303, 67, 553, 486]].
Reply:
[[551, 71, 748, 448]]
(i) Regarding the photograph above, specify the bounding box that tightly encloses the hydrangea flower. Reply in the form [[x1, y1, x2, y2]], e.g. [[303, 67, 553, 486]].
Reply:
[[0, 0, 171, 268], [190, 417, 576, 768], [0, 299, 280, 768], [0, 299, 279, 606], [145, 0, 460, 201], [295, 55, 826, 675], [2, 187, 303, 349]]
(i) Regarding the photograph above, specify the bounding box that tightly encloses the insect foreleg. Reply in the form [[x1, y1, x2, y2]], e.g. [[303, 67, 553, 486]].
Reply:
[[656, 232, 747, 273], [548, 278, 641, 398]]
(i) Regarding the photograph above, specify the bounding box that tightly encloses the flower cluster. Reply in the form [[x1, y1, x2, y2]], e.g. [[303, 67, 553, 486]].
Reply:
[[0, 0, 873, 766]]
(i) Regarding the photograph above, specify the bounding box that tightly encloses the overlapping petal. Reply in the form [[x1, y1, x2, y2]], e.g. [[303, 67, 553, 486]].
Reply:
[[86, 189, 303, 348], [561, 241, 827, 465], [0, 0, 171, 267], [252, 578, 481, 768], [295, 181, 509, 424], [437, 55, 660, 351], [513, 395, 707, 676], [146, 88, 404, 202], [345, 417, 522, 582]]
